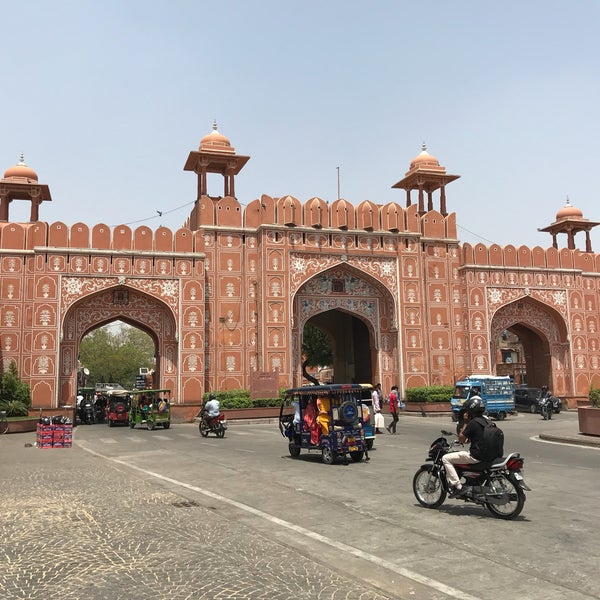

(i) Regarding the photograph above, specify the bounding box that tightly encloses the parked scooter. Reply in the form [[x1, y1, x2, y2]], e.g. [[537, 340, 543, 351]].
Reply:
[[198, 413, 227, 438], [412, 430, 530, 520]]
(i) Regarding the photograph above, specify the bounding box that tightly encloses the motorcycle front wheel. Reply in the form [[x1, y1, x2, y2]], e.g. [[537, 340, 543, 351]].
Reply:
[[216, 424, 225, 438], [485, 474, 525, 520], [413, 466, 446, 508], [199, 421, 209, 437]]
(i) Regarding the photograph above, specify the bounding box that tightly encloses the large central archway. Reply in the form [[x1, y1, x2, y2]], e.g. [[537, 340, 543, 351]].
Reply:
[[58, 285, 178, 405], [292, 264, 396, 388]]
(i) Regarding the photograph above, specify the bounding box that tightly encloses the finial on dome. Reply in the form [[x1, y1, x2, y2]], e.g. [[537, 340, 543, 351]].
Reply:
[[421, 142, 427, 152], [19, 153, 25, 165], [565, 195, 571, 206], [212, 120, 218, 131]]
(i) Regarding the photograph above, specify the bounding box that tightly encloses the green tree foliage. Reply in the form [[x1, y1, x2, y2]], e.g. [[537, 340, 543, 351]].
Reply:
[[301, 324, 333, 385], [0, 361, 31, 416], [79, 323, 155, 390]]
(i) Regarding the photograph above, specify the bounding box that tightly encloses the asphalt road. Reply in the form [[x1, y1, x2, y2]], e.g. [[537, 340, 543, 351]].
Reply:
[[1, 411, 598, 600]]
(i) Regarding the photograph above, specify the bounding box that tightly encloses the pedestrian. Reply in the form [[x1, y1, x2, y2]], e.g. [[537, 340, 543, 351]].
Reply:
[[372, 383, 384, 433], [386, 385, 399, 434]]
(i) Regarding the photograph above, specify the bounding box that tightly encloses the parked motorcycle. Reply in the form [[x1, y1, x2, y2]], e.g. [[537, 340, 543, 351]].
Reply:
[[79, 399, 95, 425], [198, 412, 227, 438], [539, 395, 553, 420], [412, 430, 530, 520]]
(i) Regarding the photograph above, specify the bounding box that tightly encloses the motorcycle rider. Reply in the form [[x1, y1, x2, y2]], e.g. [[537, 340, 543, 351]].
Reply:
[[442, 396, 487, 497], [201, 393, 220, 426]]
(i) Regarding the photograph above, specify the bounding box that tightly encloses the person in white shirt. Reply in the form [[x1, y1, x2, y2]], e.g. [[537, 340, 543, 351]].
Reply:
[[202, 393, 220, 422]]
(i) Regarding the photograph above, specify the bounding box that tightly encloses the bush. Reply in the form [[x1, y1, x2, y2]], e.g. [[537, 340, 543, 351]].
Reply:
[[0, 400, 30, 417], [405, 385, 454, 403], [0, 362, 31, 409], [589, 387, 600, 408], [201, 389, 283, 409]]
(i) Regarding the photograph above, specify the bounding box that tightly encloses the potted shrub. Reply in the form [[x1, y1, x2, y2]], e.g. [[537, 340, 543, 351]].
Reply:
[[578, 388, 600, 436]]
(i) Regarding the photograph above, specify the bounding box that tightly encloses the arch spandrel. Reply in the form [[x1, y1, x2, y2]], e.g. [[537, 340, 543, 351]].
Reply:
[[289, 252, 397, 298]]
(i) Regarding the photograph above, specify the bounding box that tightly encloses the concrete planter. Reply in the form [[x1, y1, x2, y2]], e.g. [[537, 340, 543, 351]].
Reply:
[[4, 418, 39, 433], [578, 406, 600, 437], [404, 402, 452, 415]]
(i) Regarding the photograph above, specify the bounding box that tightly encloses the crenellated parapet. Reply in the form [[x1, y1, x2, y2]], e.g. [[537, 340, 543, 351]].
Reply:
[[0, 221, 202, 253], [188, 193, 459, 239], [461, 242, 600, 273]]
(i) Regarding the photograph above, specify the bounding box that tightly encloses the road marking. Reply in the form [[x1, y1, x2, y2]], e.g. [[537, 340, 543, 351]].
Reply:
[[99, 438, 117, 444], [79, 444, 481, 600]]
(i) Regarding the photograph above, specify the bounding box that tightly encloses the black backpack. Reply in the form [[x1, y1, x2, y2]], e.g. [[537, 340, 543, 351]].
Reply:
[[472, 416, 504, 461]]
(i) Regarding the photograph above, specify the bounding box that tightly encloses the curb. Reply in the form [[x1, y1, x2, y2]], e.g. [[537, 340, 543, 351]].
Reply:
[[538, 432, 600, 448]]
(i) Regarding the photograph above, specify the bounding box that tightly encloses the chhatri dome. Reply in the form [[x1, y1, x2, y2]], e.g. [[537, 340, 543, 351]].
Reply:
[[555, 197, 584, 220], [199, 121, 235, 154], [3, 154, 38, 182], [409, 143, 443, 172]]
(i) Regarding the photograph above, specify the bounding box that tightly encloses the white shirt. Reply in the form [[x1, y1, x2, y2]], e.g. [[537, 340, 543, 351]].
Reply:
[[204, 399, 220, 417], [76, 394, 84, 407]]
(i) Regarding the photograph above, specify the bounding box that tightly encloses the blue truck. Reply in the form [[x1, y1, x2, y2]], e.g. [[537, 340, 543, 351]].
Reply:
[[451, 375, 515, 421]]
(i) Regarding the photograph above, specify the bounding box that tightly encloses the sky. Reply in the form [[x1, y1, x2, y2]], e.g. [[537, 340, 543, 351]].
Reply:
[[2, 1, 600, 250]]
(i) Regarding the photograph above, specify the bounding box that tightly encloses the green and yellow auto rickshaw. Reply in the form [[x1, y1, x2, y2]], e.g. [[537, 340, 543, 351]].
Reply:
[[129, 389, 171, 430]]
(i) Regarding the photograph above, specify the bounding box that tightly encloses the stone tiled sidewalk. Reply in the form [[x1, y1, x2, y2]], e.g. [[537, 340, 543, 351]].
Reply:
[[0, 435, 391, 600]]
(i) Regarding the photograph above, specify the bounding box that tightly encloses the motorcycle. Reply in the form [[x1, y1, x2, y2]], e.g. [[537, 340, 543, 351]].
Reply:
[[538, 395, 553, 420], [79, 399, 95, 425], [412, 430, 530, 520], [198, 412, 227, 438]]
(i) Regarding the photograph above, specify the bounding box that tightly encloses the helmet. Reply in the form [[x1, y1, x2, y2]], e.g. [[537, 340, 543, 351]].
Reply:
[[209, 393, 216, 401], [463, 395, 485, 417]]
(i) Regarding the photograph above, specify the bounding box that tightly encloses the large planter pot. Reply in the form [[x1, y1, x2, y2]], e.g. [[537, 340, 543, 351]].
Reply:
[[578, 406, 600, 436]]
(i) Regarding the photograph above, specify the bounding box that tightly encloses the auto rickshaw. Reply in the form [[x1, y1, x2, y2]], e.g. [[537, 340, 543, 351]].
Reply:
[[129, 389, 171, 430], [278, 384, 369, 464], [106, 389, 131, 427]]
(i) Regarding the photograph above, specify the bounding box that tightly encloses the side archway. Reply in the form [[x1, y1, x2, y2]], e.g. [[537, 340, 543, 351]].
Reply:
[[59, 286, 178, 405], [490, 297, 570, 396]]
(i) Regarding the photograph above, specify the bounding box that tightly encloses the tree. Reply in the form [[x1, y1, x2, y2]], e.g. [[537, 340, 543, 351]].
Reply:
[[301, 324, 333, 385], [79, 323, 155, 389]]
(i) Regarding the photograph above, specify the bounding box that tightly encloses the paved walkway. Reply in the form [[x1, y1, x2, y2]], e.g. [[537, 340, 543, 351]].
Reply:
[[0, 431, 391, 600]]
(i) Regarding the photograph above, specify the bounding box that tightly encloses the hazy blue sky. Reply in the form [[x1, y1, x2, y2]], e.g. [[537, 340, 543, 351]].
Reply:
[[2, 1, 599, 250]]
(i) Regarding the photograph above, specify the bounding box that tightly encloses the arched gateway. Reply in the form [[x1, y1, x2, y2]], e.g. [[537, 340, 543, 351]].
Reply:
[[59, 285, 178, 403], [2, 126, 600, 411]]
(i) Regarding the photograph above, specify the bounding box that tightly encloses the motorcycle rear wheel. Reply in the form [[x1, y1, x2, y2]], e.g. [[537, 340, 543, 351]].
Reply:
[[485, 474, 525, 520], [413, 466, 446, 508]]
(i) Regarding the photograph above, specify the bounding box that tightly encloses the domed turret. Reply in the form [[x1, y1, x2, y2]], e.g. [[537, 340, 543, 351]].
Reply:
[[3, 155, 38, 182], [199, 121, 235, 154], [556, 198, 583, 220], [409, 143, 441, 171]]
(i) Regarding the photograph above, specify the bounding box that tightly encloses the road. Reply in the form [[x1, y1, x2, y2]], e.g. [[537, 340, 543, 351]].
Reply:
[[1, 411, 599, 599]]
